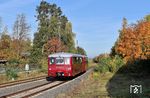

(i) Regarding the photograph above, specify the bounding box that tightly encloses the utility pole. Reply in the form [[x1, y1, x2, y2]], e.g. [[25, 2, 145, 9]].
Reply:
[[58, 21, 61, 52], [76, 40, 78, 53], [76, 40, 78, 48]]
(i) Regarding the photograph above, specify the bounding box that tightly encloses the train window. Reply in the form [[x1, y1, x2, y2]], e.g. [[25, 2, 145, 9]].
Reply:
[[56, 57, 64, 65], [76, 57, 79, 64], [72, 57, 82, 65], [50, 57, 55, 65], [86, 57, 88, 63], [80, 57, 82, 63], [64, 58, 70, 65], [72, 57, 76, 64]]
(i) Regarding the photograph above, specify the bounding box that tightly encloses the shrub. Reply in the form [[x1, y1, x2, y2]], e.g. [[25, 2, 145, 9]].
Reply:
[[94, 55, 125, 73], [118, 59, 150, 74], [38, 57, 48, 73], [95, 64, 109, 73], [5, 68, 18, 80], [93, 53, 109, 63], [8, 58, 19, 67]]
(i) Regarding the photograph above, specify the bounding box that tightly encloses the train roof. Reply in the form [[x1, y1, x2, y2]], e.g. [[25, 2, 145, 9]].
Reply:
[[48, 52, 87, 58]]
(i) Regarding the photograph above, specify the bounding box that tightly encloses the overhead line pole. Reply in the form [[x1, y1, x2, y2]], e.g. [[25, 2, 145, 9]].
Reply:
[[58, 21, 61, 52]]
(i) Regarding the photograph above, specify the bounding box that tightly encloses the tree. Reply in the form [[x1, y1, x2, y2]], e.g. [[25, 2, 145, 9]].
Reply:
[[144, 14, 150, 22], [44, 37, 67, 55], [76, 46, 87, 55], [13, 14, 31, 58], [0, 30, 11, 49], [13, 14, 30, 40], [34, 1, 62, 49], [112, 16, 150, 62], [2, 26, 9, 34], [0, 27, 11, 60], [33, 1, 76, 55], [31, 1, 77, 66], [137, 20, 150, 59], [111, 18, 128, 58], [64, 22, 75, 52]]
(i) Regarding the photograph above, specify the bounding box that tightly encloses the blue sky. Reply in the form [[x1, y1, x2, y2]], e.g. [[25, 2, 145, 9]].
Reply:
[[0, 0, 150, 58]]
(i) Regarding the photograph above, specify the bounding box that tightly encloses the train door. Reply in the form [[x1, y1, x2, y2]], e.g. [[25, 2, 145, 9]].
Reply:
[[82, 57, 85, 72], [48, 57, 55, 76], [85, 57, 88, 71]]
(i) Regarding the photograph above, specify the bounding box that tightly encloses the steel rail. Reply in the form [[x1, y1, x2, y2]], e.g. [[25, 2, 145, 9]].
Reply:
[[0, 75, 47, 88]]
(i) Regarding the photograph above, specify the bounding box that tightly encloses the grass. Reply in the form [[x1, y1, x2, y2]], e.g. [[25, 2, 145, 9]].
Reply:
[[56, 71, 150, 98], [88, 59, 97, 68], [0, 70, 46, 84], [56, 72, 112, 98]]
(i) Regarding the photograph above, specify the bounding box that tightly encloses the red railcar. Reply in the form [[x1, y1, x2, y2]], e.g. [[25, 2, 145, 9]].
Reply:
[[47, 52, 88, 77]]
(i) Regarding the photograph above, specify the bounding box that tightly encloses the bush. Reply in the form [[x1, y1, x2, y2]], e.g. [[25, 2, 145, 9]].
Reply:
[[93, 53, 109, 63], [38, 57, 48, 73], [118, 59, 150, 74], [94, 55, 125, 73], [8, 58, 19, 67], [5, 68, 18, 80], [95, 64, 109, 73]]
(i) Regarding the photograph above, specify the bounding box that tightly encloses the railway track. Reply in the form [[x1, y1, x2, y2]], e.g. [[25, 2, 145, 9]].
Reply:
[[0, 75, 47, 88], [3, 81, 67, 98], [0, 75, 53, 98], [0, 76, 67, 98], [0, 68, 94, 98]]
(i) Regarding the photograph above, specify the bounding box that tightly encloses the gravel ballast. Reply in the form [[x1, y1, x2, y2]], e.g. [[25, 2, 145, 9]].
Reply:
[[30, 68, 94, 98]]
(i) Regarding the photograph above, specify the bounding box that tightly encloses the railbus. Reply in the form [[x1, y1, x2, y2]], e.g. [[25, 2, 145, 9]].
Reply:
[[47, 52, 88, 78]]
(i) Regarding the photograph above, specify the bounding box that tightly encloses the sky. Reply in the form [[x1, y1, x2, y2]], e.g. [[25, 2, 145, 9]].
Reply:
[[0, 0, 150, 58]]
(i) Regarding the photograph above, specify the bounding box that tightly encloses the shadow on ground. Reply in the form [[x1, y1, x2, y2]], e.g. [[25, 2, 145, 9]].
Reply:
[[46, 71, 85, 81], [106, 59, 150, 98]]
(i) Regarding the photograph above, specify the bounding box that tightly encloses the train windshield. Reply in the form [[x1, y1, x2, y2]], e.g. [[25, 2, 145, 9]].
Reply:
[[49, 57, 70, 65], [56, 57, 70, 65], [56, 57, 64, 65], [64, 58, 70, 65]]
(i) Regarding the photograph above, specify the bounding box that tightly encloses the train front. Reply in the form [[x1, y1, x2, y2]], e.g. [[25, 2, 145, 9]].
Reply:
[[48, 53, 72, 77]]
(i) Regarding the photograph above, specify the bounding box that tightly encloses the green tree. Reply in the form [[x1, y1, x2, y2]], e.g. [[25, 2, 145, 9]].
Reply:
[[31, 1, 77, 67], [144, 14, 150, 22], [0, 26, 11, 48], [76, 46, 87, 55], [64, 22, 75, 52], [34, 1, 62, 50], [33, 1, 76, 55], [0, 27, 12, 60]]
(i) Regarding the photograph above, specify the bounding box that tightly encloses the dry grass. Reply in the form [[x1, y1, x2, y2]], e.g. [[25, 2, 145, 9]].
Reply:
[[88, 59, 97, 68], [57, 72, 113, 98], [57, 72, 150, 98], [0, 70, 46, 84]]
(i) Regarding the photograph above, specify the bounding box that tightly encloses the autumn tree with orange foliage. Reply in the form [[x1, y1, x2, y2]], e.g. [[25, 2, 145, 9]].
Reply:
[[112, 16, 150, 62], [0, 26, 18, 61], [43, 37, 67, 55]]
